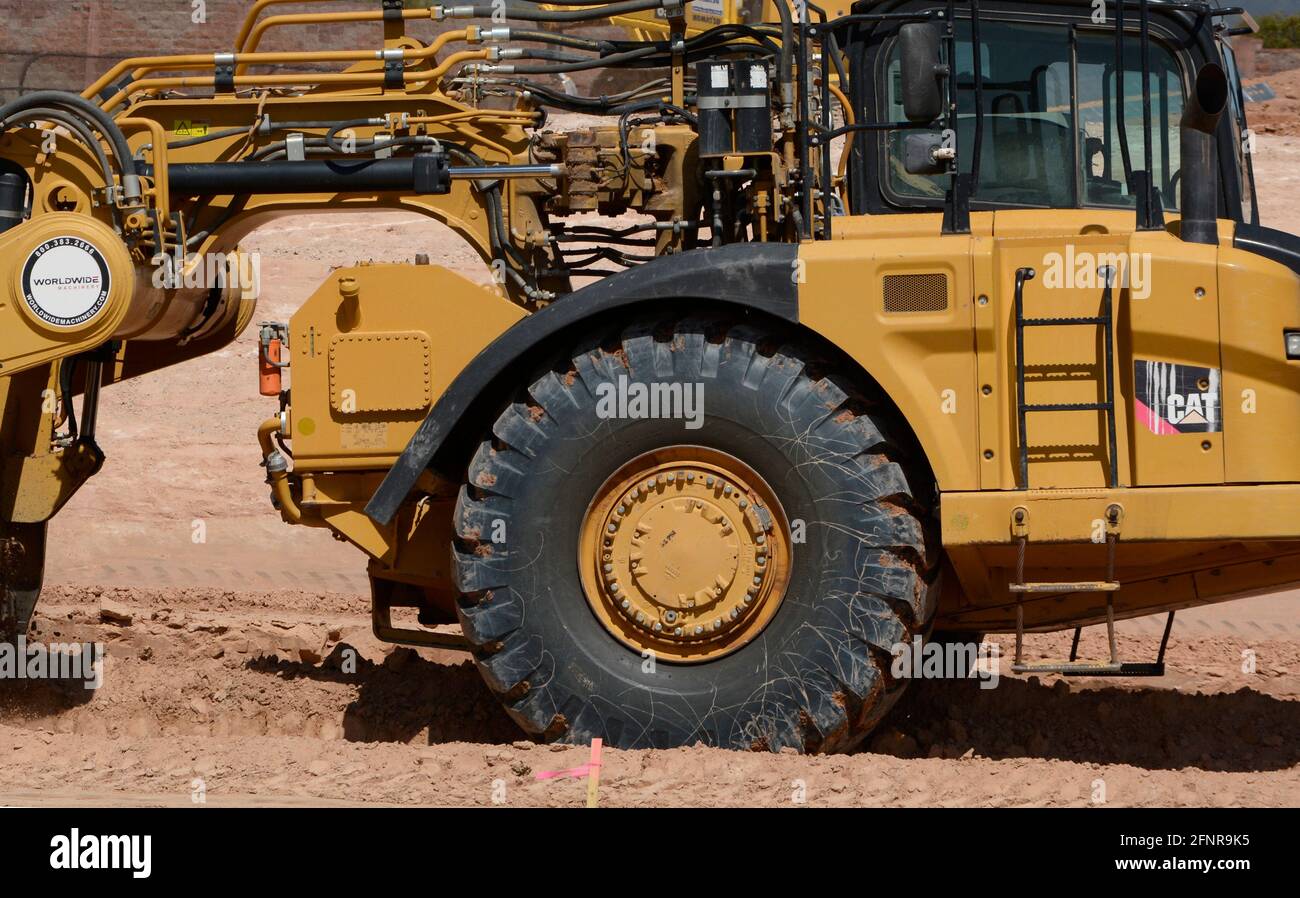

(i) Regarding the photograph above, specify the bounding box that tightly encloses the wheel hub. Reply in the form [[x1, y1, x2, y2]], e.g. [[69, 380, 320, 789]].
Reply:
[[578, 447, 792, 662]]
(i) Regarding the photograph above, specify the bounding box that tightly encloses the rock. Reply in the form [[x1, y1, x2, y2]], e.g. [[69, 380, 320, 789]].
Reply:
[[869, 728, 919, 759], [307, 759, 330, 776], [385, 647, 417, 672], [510, 760, 532, 777], [98, 598, 134, 626], [511, 740, 534, 751]]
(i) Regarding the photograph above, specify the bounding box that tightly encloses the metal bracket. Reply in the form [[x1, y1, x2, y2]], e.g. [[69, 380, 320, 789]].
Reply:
[[382, 48, 405, 91], [214, 53, 236, 93]]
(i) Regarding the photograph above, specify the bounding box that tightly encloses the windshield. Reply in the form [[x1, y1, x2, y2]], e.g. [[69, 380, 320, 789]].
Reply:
[[882, 20, 1187, 211]]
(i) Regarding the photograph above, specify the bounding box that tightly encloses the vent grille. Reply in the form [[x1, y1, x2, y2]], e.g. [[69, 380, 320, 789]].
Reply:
[[882, 273, 949, 313]]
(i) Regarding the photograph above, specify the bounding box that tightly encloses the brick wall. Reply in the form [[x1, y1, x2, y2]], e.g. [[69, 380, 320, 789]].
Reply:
[[0, 0, 459, 102]]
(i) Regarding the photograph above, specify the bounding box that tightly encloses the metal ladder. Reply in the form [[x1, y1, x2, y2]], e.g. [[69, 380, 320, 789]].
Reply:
[[1009, 265, 1171, 677], [1013, 265, 1119, 490]]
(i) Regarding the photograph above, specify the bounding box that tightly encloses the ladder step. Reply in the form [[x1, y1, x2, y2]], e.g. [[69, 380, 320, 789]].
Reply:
[[1011, 661, 1166, 677], [1009, 581, 1121, 593], [1022, 402, 1111, 412], [1021, 316, 1109, 327]]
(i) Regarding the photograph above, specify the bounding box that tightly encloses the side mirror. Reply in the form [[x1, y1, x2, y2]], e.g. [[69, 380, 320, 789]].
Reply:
[[899, 23, 946, 123], [903, 131, 951, 175]]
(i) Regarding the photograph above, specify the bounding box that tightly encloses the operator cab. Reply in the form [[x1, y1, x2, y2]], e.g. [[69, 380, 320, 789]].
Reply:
[[842, 0, 1258, 228]]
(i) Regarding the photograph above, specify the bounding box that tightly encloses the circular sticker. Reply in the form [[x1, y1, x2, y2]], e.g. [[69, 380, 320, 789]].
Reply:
[[21, 236, 111, 328]]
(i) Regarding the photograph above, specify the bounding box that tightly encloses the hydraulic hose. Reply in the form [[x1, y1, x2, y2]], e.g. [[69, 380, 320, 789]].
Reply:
[[0, 91, 141, 197], [444, 0, 666, 23], [768, 0, 795, 126]]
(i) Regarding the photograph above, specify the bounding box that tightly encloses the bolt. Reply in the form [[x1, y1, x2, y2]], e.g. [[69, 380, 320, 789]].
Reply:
[[620, 599, 630, 610], [611, 582, 620, 593], [706, 477, 715, 487], [674, 627, 684, 637], [694, 626, 704, 635], [664, 610, 677, 623], [603, 563, 613, 573], [653, 622, 663, 632]]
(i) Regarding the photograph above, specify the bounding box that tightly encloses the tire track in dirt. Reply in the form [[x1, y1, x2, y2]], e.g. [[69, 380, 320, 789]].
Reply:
[[0, 585, 1296, 807]]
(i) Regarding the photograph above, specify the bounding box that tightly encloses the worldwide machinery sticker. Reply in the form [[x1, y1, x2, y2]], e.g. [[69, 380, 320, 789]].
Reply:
[[1134, 360, 1221, 435]]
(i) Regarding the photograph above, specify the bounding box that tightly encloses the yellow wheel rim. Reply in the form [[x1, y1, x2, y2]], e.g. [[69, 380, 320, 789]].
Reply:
[[577, 446, 793, 663]]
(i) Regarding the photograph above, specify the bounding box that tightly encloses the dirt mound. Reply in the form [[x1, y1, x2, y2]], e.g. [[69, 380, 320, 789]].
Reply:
[[1250, 67, 1300, 137]]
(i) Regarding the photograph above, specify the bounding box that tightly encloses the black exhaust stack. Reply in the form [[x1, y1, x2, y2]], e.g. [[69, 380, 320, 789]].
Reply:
[[1179, 63, 1229, 245]]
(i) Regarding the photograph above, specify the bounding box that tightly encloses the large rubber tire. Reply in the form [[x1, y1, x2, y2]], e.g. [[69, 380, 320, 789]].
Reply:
[[452, 316, 939, 753]]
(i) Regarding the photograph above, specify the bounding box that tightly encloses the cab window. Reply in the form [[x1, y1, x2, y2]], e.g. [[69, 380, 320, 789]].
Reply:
[[881, 21, 1185, 211]]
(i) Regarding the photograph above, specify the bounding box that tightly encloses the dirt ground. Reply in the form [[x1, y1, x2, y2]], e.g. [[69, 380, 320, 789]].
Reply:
[[2, 113, 1299, 808]]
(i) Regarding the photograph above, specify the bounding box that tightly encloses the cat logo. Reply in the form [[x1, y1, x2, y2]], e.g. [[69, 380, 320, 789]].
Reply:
[[1135, 361, 1221, 435]]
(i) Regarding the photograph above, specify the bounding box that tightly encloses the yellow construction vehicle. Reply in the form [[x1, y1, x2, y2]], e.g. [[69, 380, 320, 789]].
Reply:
[[0, 0, 1294, 752]]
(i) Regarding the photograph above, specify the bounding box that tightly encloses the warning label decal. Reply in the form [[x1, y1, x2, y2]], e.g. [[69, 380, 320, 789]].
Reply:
[[1134, 360, 1222, 435]]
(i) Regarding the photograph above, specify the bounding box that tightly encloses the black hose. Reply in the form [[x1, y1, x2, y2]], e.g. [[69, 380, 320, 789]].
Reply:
[[5, 108, 115, 183], [0, 91, 139, 180], [513, 48, 594, 64], [508, 29, 613, 52], [767, 0, 795, 119], [499, 45, 659, 75], [453, 0, 664, 23]]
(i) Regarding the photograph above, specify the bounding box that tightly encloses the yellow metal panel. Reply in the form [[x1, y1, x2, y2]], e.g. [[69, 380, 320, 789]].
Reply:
[[798, 212, 988, 491], [942, 483, 1300, 545], [329, 331, 431, 413], [1218, 237, 1300, 482], [289, 264, 524, 469]]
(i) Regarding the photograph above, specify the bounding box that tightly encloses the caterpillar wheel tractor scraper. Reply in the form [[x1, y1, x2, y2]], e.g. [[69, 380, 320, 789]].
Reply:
[[1, 0, 1298, 752]]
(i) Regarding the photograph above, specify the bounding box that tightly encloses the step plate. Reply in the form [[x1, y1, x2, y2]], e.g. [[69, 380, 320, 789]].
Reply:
[[1011, 662, 1166, 677], [1010, 581, 1121, 593]]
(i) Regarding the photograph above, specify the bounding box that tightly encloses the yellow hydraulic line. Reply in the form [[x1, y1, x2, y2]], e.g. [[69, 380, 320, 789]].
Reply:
[[827, 80, 854, 182], [259, 417, 305, 525], [239, 8, 433, 68], [117, 117, 171, 217], [235, 0, 358, 53], [85, 28, 473, 104], [98, 49, 491, 112]]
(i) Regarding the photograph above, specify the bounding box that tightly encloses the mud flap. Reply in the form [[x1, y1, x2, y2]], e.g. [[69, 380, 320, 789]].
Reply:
[[0, 521, 46, 642]]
